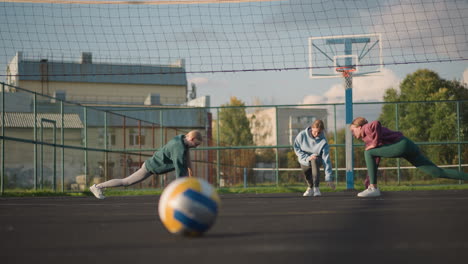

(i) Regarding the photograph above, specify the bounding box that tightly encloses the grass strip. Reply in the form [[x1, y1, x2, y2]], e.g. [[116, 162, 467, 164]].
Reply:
[[2, 183, 468, 197]]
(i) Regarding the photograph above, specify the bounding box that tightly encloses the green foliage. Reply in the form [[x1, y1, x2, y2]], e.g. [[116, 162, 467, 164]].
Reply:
[[217, 96, 254, 146], [286, 150, 299, 168], [326, 130, 346, 170], [380, 88, 400, 129], [379, 69, 468, 177], [1, 189, 88, 197], [214, 97, 256, 182], [255, 149, 276, 163], [380, 69, 468, 140]]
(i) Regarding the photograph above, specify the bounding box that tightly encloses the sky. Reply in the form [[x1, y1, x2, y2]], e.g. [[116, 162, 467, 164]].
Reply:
[[188, 61, 468, 107], [187, 59, 467, 130], [0, 0, 467, 113], [179, 0, 468, 107]]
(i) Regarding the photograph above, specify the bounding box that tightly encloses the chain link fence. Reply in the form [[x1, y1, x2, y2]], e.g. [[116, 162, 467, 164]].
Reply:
[[1, 83, 467, 193]]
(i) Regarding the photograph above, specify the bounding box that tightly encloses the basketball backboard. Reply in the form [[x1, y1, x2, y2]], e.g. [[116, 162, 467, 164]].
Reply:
[[308, 33, 383, 79]]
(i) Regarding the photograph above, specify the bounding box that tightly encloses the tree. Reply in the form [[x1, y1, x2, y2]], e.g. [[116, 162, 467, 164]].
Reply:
[[381, 69, 468, 140], [214, 96, 256, 185], [379, 88, 400, 130], [286, 150, 299, 169], [379, 69, 468, 179], [216, 96, 254, 146]]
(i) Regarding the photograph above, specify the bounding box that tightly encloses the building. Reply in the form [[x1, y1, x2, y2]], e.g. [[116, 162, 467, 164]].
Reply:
[[0, 112, 84, 188], [6, 52, 188, 105], [247, 107, 328, 184], [249, 107, 328, 147], [2, 52, 213, 190]]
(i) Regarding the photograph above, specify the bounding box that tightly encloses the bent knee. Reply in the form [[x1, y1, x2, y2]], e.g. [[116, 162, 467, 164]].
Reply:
[[364, 150, 374, 158]]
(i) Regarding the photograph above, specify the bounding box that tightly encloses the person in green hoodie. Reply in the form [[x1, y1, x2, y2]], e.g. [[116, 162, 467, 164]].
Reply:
[[294, 119, 335, 197], [90, 130, 203, 199]]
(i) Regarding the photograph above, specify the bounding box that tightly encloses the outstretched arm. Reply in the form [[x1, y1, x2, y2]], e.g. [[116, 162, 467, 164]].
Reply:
[[172, 149, 190, 177], [321, 143, 336, 190], [186, 151, 193, 177]]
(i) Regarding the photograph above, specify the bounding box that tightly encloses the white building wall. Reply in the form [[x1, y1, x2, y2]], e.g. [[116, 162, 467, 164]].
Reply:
[[16, 80, 187, 105], [249, 107, 328, 147]]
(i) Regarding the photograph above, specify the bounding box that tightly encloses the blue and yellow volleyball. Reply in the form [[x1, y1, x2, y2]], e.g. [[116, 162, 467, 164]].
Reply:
[[158, 177, 221, 236]]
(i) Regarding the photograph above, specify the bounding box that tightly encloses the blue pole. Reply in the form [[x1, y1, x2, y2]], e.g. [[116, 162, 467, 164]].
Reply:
[[345, 39, 354, 189], [325, 37, 371, 190], [243, 167, 247, 188], [345, 82, 354, 189], [1, 83, 4, 195]]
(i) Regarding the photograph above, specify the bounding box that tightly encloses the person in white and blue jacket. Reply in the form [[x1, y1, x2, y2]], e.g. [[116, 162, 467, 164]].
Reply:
[[293, 119, 335, 197]]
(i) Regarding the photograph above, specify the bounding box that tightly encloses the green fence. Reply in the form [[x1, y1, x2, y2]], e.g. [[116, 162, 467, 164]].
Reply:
[[1, 83, 467, 194]]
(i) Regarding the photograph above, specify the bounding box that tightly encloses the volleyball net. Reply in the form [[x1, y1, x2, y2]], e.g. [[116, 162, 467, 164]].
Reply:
[[0, 0, 466, 78]]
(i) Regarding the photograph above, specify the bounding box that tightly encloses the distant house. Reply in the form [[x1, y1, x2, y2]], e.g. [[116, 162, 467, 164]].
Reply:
[[248, 107, 328, 147], [2, 52, 213, 189], [1, 112, 84, 188], [247, 107, 328, 184], [6, 52, 188, 105]]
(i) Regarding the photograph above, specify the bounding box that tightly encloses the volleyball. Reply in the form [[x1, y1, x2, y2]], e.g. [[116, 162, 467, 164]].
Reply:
[[158, 177, 221, 236]]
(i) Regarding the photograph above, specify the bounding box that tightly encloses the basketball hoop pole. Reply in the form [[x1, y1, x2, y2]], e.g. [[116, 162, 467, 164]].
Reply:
[[343, 69, 354, 190], [329, 37, 371, 191], [336, 66, 356, 190], [309, 34, 381, 190]]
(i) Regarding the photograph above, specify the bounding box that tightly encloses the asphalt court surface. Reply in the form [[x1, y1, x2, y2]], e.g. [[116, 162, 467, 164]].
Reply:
[[1, 189, 468, 264]]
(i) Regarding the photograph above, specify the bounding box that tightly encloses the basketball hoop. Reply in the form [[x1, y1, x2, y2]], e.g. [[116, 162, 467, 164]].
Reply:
[[335, 66, 356, 78]]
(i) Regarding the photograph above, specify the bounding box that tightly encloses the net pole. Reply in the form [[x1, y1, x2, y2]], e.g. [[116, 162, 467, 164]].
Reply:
[[1, 83, 4, 195], [344, 72, 355, 190]]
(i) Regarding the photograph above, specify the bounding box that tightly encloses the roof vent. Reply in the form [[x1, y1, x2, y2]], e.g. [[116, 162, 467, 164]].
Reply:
[[144, 93, 161, 105], [81, 52, 92, 64]]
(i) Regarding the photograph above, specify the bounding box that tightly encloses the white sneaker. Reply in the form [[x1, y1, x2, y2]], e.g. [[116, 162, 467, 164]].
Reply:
[[303, 187, 313, 196], [90, 184, 106, 199], [357, 187, 381, 198], [313, 187, 321, 197]]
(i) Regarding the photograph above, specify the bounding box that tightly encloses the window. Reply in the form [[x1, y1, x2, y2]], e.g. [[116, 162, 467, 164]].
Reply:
[[289, 128, 300, 145], [98, 128, 116, 146], [129, 128, 146, 146], [297, 116, 316, 125], [107, 134, 116, 146]]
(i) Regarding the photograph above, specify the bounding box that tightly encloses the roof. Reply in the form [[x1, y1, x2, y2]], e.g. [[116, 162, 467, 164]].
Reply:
[[16, 61, 187, 86], [0, 112, 84, 128]]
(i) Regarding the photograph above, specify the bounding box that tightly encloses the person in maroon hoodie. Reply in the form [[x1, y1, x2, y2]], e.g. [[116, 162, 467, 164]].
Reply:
[[350, 117, 468, 197]]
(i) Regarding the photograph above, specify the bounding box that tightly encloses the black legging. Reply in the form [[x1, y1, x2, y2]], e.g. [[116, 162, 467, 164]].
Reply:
[[300, 159, 321, 188]]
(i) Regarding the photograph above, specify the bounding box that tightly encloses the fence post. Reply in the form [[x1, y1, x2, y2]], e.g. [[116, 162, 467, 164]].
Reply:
[[216, 108, 220, 187], [457, 101, 462, 184], [333, 104, 338, 186], [275, 106, 279, 187], [34, 93, 37, 190], [104, 112, 108, 182], [84, 107, 88, 186], [160, 110, 164, 187], [61, 101, 64, 192], [395, 103, 401, 185], [1, 83, 4, 195], [243, 167, 247, 188]]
